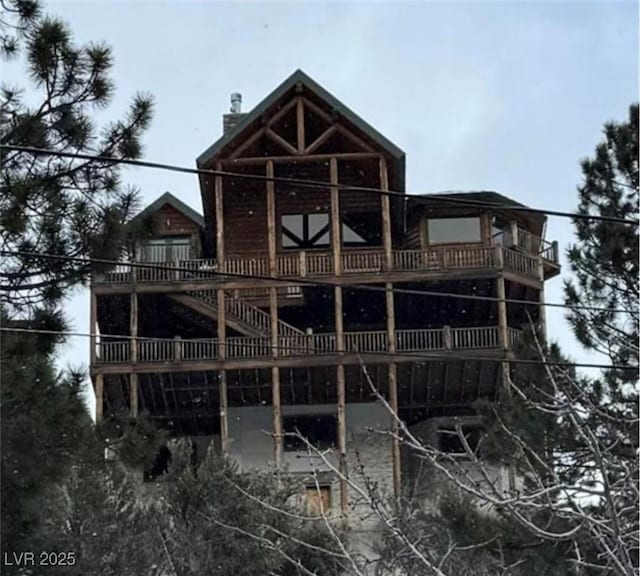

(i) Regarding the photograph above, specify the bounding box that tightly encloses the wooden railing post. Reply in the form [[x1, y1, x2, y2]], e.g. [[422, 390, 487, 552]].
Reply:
[[443, 325, 452, 350], [495, 246, 504, 269], [299, 250, 307, 277], [173, 336, 182, 362], [509, 221, 519, 248]]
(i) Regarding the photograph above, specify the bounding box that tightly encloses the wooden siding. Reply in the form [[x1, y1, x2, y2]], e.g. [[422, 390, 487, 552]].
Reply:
[[151, 204, 201, 238]]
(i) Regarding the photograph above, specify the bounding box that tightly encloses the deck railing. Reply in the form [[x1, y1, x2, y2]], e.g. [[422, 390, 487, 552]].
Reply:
[[95, 244, 550, 285], [501, 229, 559, 265], [95, 326, 515, 365]]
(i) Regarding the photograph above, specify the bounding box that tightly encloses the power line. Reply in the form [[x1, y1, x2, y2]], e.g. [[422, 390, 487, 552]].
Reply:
[[3, 326, 635, 371], [2, 144, 638, 225], [2, 249, 636, 315]]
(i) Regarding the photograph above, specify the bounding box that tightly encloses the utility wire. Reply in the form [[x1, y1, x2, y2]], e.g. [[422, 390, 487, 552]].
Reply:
[[2, 144, 638, 225], [2, 326, 635, 371], [1, 249, 635, 315]]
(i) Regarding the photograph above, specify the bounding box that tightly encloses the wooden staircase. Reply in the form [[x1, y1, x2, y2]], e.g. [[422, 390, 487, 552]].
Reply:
[[170, 289, 305, 339]]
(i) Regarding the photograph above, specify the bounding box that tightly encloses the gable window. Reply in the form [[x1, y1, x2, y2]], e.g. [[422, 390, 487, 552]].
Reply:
[[427, 217, 482, 245], [282, 214, 330, 249], [283, 414, 337, 451], [141, 236, 191, 262]]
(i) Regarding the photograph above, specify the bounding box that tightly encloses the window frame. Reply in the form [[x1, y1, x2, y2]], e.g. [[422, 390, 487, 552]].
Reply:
[[280, 212, 331, 251]]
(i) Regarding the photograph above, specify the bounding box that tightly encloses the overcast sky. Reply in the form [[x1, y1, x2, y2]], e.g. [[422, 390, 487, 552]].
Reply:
[[5, 0, 637, 411]]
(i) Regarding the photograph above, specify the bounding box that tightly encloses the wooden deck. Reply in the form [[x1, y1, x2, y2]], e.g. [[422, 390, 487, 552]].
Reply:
[[93, 244, 558, 287], [95, 325, 521, 366]]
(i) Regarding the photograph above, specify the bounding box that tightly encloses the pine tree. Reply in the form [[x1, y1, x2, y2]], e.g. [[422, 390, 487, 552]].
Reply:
[[0, 308, 92, 560], [565, 104, 638, 376], [0, 0, 153, 311]]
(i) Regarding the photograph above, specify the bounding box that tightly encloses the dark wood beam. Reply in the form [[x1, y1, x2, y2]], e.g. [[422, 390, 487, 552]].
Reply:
[[266, 128, 298, 156], [229, 127, 266, 160], [304, 126, 337, 155], [296, 97, 305, 153]]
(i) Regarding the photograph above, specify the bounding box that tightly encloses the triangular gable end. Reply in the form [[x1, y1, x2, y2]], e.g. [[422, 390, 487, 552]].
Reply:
[[196, 69, 406, 167], [132, 192, 205, 229]]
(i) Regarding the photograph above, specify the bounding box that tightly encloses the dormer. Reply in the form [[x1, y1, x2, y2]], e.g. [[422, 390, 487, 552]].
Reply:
[[130, 192, 205, 262]]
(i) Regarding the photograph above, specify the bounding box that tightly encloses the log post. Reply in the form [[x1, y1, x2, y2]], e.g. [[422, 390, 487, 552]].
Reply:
[[380, 155, 401, 500], [129, 292, 138, 418], [267, 160, 283, 469], [330, 156, 348, 521], [497, 276, 508, 351], [380, 156, 393, 271], [538, 258, 546, 339], [509, 220, 519, 248], [296, 97, 305, 153], [443, 325, 452, 350], [95, 374, 104, 424], [215, 163, 229, 456], [90, 291, 97, 366], [130, 374, 138, 417], [215, 162, 225, 265]]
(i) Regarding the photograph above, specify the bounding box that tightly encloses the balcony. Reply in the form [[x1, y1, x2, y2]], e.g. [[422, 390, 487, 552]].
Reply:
[[94, 325, 521, 368], [93, 243, 559, 287]]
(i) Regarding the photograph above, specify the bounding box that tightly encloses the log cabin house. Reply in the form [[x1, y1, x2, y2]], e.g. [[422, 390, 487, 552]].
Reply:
[[90, 70, 560, 519]]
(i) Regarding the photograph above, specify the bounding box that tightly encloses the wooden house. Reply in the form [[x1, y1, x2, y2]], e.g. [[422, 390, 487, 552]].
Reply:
[[90, 70, 560, 518]]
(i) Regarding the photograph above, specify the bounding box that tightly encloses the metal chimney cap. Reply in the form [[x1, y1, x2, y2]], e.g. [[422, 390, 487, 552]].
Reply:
[[230, 92, 242, 113]]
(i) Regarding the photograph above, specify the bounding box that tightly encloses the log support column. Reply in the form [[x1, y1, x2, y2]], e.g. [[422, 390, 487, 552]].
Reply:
[[330, 157, 348, 521], [90, 291, 97, 367], [267, 160, 283, 470], [130, 292, 138, 417], [215, 164, 229, 456], [380, 156, 401, 500], [95, 373, 104, 424], [537, 258, 546, 339]]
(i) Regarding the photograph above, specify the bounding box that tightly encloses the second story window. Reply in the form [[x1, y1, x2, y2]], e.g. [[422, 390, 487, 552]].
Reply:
[[282, 213, 330, 249], [427, 217, 482, 245]]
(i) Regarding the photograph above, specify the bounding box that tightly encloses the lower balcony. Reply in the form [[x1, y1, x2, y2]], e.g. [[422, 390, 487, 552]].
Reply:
[[94, 325, 521, 369]]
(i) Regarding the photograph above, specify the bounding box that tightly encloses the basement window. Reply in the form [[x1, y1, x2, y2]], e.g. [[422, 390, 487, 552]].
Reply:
[[283, 414, 337, 451], [437, 426, 482, 456], [427, 217, 481, 245], [305, 485, 332, 516]]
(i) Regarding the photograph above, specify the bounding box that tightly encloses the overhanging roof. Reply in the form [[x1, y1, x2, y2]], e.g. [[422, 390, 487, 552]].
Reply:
[[132, 192, 204, 228], [196, 69, 406, 168]]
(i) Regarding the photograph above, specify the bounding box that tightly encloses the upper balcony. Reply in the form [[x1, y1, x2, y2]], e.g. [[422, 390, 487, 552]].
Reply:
[[92, 237, 559, 290]]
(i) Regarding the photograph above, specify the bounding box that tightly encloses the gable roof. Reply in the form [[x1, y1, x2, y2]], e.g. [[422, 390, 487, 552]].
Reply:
[[196, 69, 406, 168], [132, 192, 204, 228]]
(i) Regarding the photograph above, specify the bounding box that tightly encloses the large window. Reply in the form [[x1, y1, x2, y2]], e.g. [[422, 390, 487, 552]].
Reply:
[[282, 214, 330, 249], [281, 213, 377, 249], [427, 217, 482, 245], [283, 414, 337, 451]]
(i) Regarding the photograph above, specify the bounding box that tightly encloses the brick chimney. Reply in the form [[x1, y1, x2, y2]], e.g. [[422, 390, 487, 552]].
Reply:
[[223, 92, 246, 134]]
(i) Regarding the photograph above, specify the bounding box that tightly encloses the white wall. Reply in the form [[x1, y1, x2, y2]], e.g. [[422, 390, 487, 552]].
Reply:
[[227, 402, 395, 525]]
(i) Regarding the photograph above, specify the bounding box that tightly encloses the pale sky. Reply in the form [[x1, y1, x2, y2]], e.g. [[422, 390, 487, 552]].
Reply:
[[4, 0, 638, 411]]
